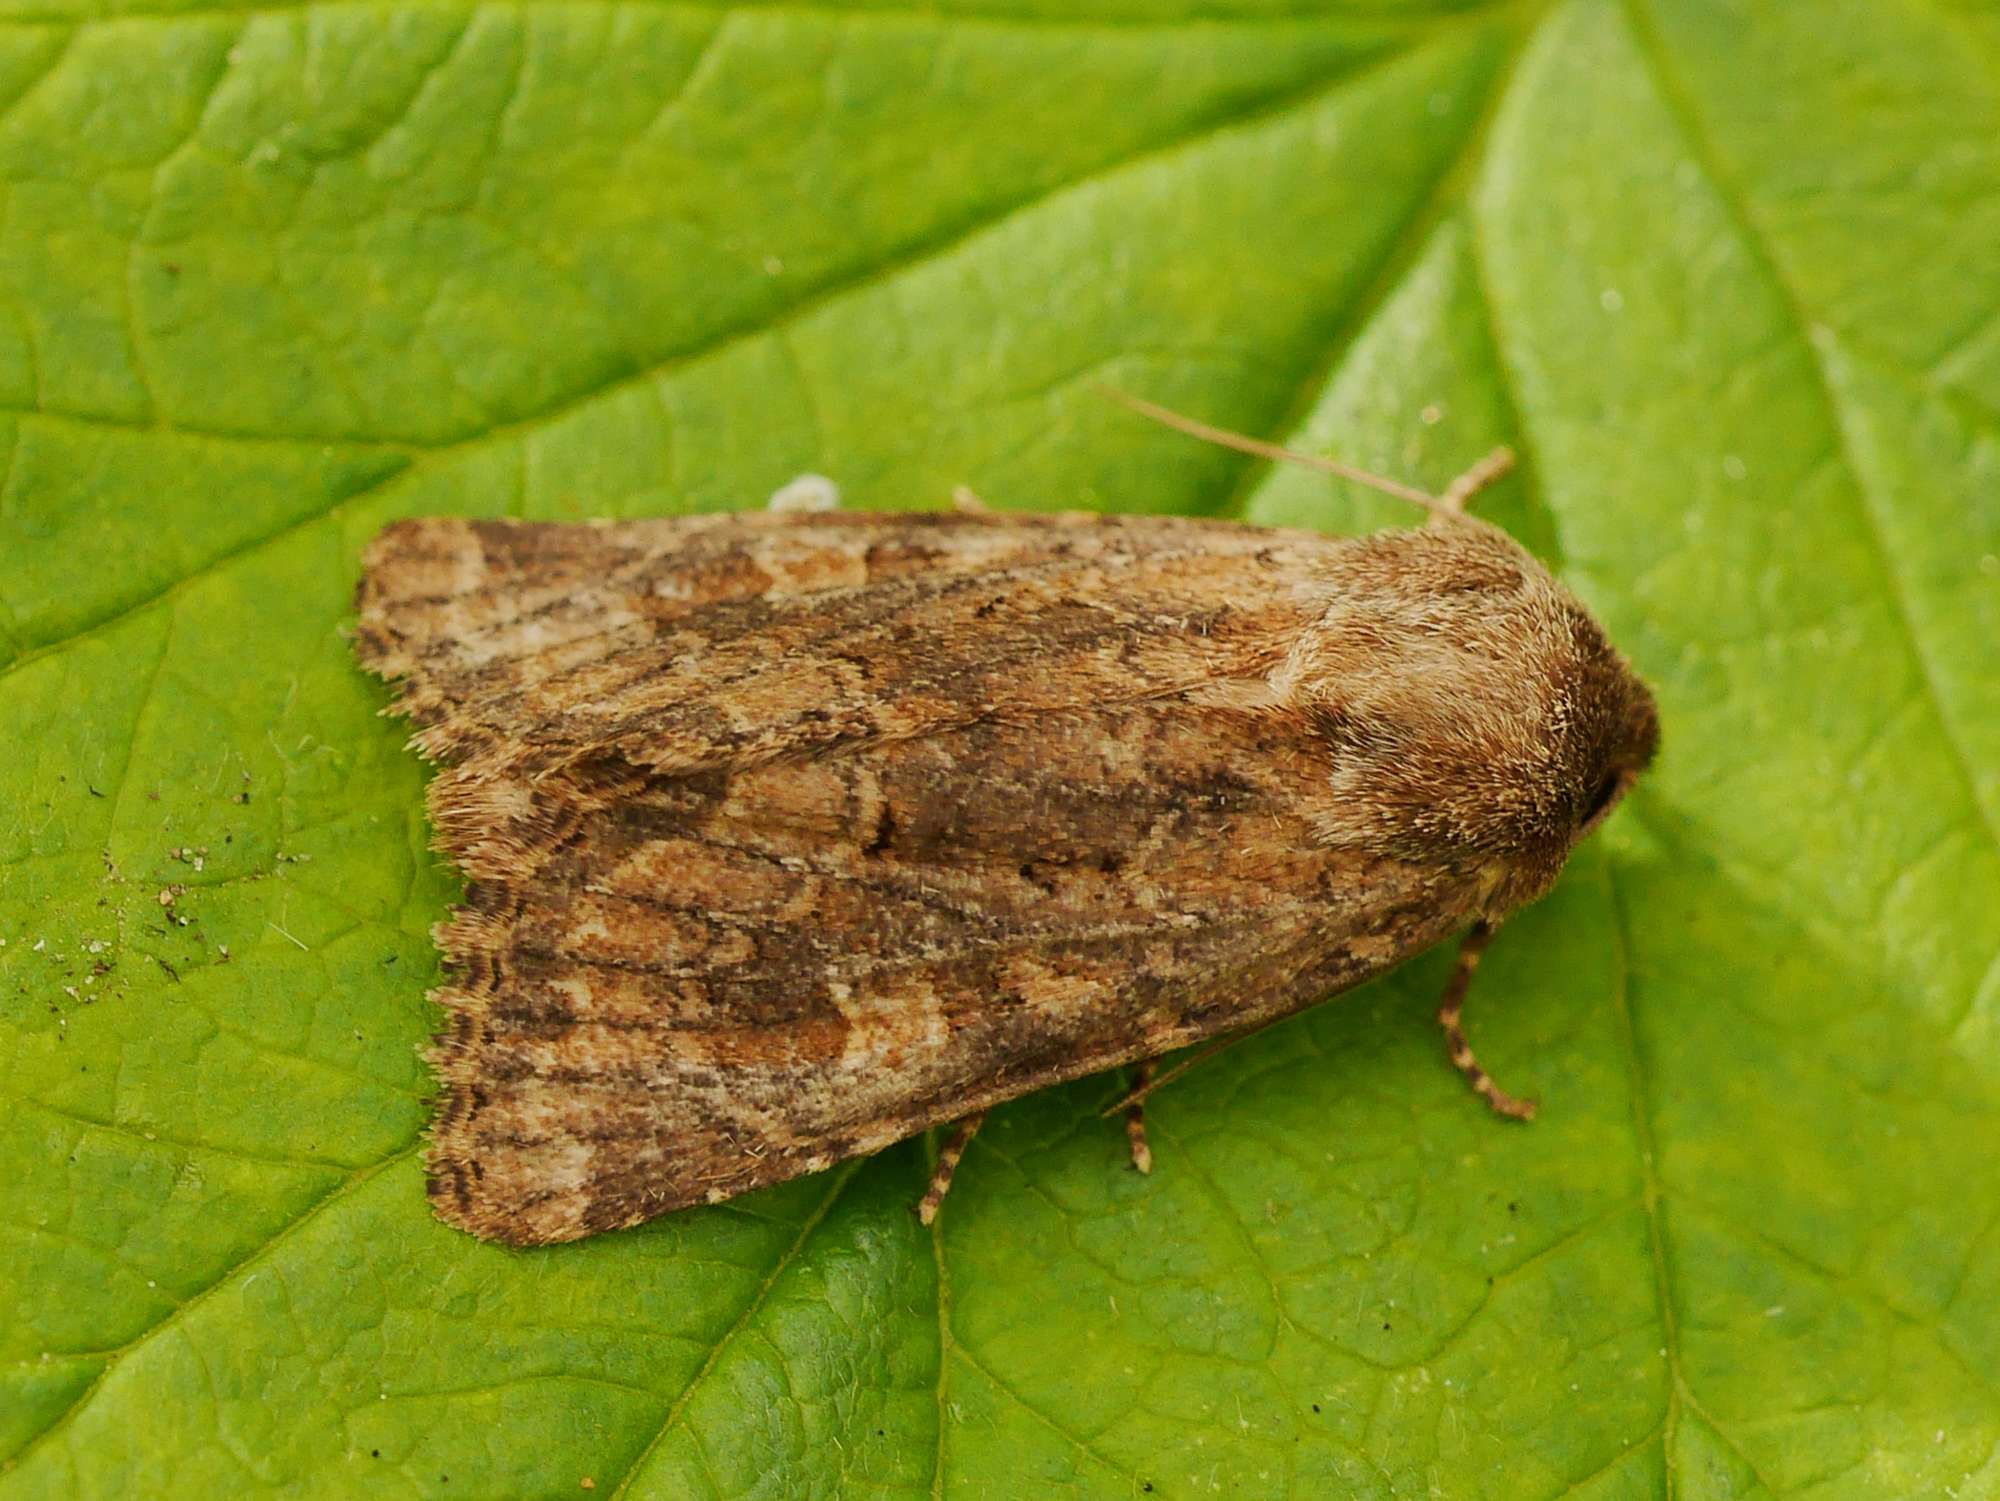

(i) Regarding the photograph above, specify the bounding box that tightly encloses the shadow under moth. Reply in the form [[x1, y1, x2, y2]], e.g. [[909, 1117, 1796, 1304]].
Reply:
[[353, 393, 1659, 1246]]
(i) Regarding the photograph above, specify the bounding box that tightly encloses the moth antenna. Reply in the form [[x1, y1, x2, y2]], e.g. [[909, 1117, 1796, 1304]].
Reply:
[[1095, 383, 1449, 517], [1437, 446, 1516, 515]]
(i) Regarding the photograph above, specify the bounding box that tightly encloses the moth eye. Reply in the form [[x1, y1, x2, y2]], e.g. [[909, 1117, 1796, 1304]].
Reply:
[[1580, 771, 1624, 827]]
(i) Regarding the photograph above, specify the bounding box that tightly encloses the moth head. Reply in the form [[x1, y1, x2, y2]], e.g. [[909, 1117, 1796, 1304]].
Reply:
[[1279, 519, 1659, 910]]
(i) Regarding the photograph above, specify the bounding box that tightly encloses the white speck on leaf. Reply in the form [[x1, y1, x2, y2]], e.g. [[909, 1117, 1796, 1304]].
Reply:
[[768, 474, 841, 513]]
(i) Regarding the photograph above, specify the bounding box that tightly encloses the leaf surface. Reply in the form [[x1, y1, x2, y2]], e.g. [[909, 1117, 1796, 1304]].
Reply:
[[2, 1, 1996, 1496]]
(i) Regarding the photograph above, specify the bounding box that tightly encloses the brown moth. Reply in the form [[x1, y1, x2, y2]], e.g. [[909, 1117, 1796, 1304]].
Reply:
[[353, 395, 1659, 1246]]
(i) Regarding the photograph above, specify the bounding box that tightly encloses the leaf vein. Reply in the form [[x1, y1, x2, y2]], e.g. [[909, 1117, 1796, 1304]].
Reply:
[[1624, 0, 2000, 862], [599, 1159, 862, 1501], [1602, 860, 1683, 1499], [950, 1342, 1143, 1488], [4, 0, 1504, 35], [0, 29, 1429, 685], [1, 1141, 419, 1470], [7, 1092, 361, 1172]]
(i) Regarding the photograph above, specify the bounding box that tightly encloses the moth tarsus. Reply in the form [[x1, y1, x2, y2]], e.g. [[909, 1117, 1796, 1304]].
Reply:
[[354, 391, 1656, 1245], [918, 1115, 985, 1227], [1437, 921, 1538, 1122], [1124, 1060, 1155, 1176]]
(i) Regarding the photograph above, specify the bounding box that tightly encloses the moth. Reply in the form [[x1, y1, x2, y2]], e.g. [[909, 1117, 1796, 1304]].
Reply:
[[354, 392, 1659, 1246]]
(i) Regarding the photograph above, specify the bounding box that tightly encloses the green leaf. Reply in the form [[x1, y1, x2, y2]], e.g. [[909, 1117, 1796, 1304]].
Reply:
[[2, 0, 1995, 1495]]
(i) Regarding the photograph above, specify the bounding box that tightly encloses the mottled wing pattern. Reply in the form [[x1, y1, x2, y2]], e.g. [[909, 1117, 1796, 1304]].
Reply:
[[359, 510, 1286, 760], [356, 513, 1479, 1244]]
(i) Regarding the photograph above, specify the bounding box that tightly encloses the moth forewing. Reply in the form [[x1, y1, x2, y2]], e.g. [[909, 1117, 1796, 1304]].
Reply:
[[357, 466, 1657, 1245]]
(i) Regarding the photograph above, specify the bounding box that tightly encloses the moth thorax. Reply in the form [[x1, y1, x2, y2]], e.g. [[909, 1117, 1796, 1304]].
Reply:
[[1284, 523, 1657, 902]]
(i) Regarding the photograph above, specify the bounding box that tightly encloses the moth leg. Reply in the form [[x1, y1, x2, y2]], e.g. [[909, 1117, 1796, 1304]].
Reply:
[[950, 485, 990, 514], [1437, 922, 1538, 1121], [1124, 1061, 1155, 1174], [917, 1113, 986, 1226], [1436, 447, 1516, 515]]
